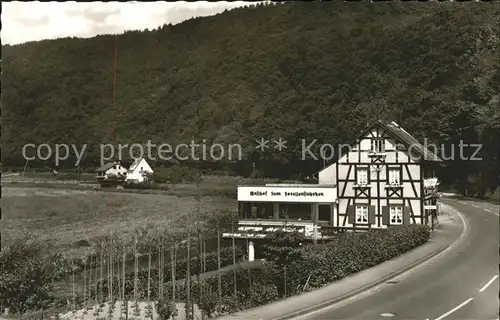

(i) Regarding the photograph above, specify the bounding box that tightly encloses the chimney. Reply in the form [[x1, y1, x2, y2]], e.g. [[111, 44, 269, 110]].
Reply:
[[391, 121, 400, 128]]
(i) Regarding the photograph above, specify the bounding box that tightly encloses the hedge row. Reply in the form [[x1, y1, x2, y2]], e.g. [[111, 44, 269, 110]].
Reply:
[[278, 224, 430, 296], [66, 225, 430, 318]]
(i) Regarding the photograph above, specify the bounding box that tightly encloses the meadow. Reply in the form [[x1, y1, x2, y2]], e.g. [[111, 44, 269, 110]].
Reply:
[[0, 173, 288, 257], [0, 185, 236, 259]]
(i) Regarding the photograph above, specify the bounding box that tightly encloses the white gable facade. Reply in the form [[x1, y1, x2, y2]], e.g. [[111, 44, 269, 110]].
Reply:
[[317, 121, 442, 231], [125, 158, 154, 183], [96, 163, 128, 180]]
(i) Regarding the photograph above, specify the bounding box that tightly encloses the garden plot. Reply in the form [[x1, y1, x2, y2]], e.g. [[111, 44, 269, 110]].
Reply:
[[58, 301, 202, 320]]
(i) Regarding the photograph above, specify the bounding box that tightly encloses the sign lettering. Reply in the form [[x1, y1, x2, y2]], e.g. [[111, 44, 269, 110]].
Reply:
[[238, 186, 336, 203]]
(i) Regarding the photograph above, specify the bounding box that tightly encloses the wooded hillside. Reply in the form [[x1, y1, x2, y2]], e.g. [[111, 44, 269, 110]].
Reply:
[[2, 2, 499, 196]]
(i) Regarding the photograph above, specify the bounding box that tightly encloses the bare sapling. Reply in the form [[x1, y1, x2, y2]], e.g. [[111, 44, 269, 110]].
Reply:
[[72, 260, 76, 315], [88, 253, 93, 311], [121, 248, 126, 320], [83, 257, 87, 314], [232, 219, 237, 297], [100, 241, 105, 310], [217, 221, 222, 311], [146, 248, 153, 319], [94, 253, 100, 316], [133, 236, 140, 317], [186, 234, 192, 320], [171, 244, 176, 320], [157, 238, 161, 300]]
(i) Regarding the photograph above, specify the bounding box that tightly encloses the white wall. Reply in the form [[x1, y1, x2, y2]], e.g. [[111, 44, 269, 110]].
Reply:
[[126, 159, 154, 182], [318, 164, 336, 185], [105, 165, 127, 179]]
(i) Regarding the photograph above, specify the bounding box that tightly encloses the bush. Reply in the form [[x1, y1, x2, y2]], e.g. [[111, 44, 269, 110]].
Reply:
[[262, 231, 306, 266], [490, 186, 500, 203], [196, 286, 218, 317], [153, 166, 202, 184], [0, 237, 58, 316], [282, 225, 430, 294], [190, 224, 431, 316], [123, 181, 157, 189]]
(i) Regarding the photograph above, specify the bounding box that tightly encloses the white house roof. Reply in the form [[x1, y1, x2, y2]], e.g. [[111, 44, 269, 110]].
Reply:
[[129, 157, 143, 171], [96, 162, 120, 172]]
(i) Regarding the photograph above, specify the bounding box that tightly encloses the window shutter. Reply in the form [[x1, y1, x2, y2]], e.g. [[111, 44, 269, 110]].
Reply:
[[347, 205, 355, 224], [382, 206, 389, 225], [368, 206, 376, 224], [403, 206, 411, 224]]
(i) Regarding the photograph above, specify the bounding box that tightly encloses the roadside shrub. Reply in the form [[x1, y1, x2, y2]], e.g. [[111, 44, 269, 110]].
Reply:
[[490, 186, 500, 202], [247, 282, 280, 306], [190, 224, 431, 317], [0, 237, 58, 316], [262, 231, 306, 266], [153, 166, 202, 184], [283, 225, 431, 293], [195, 285, 218, 317], [123, 181, 157, 189]]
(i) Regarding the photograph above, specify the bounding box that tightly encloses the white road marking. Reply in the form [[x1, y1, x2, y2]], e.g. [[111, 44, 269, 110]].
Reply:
[[380, 313, 395, 317], [434, 298, 473, 320], [478, 275, 498, 293], [289, 206, 470, 320], [472, 204, 479, 208], [484, 209, 492, 213]]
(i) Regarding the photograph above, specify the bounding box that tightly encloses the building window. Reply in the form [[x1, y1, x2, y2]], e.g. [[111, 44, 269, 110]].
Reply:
[[357, 168, 368, 185], [390, 206, 403, 225], [318, 204, 331, 222], [280, 203, 311, 220], [355, 206, 368, 223], [388, 169, 400, 185], [372, 139, 385, 153], [250, 203, 273, 219]]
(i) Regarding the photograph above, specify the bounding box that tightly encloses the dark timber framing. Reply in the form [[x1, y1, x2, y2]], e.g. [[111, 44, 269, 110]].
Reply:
[[319, 120, 442, 231]]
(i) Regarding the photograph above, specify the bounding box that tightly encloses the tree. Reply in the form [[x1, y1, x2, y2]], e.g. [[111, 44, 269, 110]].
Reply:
[[0, 236, 57, 317]]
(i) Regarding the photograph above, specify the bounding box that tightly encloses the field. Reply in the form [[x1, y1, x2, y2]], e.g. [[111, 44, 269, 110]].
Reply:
[[1, 185, 236, 258]]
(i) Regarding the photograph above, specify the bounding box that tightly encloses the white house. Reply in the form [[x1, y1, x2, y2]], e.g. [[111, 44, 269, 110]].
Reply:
[[96, 162, 128, 180], [125, 157, 154, 183], [317, 120, 442, 230]]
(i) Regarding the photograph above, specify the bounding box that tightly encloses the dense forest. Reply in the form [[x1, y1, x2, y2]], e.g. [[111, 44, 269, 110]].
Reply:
[[2, 2, 499, 196]]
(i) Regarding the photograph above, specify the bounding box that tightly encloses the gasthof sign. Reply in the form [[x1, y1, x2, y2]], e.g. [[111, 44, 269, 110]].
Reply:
[[238, 186, 336, 203]]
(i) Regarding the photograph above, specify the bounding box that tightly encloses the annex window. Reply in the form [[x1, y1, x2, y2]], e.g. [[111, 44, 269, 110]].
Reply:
[[318, 204, 332, 222], [388, 169, 401, 185], [250, 203, 274, 219], [279, 203, 311, 221], [357, 168, 369, 185], [372, 138, 385, 153], [355, 206, 368, 223], [390, 206, 403, 225]]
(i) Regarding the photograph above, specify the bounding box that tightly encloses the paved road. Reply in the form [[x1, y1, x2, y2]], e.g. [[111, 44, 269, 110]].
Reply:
[[295, 198, 499, 320]]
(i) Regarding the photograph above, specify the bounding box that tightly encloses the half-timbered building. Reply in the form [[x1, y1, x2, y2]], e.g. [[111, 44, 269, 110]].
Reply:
[[318, 120, 442, 231]]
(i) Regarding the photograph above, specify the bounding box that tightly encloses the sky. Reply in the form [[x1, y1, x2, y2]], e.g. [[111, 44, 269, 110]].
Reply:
[[2, 1, 253, 45]]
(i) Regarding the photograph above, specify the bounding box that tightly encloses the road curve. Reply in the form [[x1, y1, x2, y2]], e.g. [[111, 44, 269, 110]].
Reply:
[[294, 198, 499, 320]]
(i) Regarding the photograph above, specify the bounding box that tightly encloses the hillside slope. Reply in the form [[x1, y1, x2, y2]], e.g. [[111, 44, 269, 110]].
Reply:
[[2, 2, 499, 192]]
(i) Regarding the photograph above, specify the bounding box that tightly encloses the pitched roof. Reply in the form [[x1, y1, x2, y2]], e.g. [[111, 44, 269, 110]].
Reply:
[[129, 157, 144, 171], [316, 120, 442, 176], [96, 162, 119, 172], [382, 121, 441, 162]]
